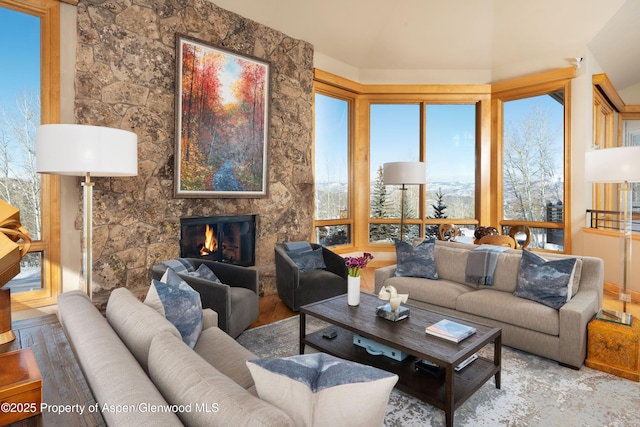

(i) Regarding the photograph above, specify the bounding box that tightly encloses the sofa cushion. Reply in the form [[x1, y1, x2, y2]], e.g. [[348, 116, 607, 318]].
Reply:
[[491, 250, 524, 293], [384, 277, 474, 310], [246, 353, 398, 427], [433, 241, 471, 283], [456, 289, 560, 336], [106, 287, 181, 372], [58, 291, 183, 427], [194, 326, 258, 389], [148, 332, 295, 427], [394, 239, 438, 279], [514, 250, 577, 310], [464, 245, 509, 287]]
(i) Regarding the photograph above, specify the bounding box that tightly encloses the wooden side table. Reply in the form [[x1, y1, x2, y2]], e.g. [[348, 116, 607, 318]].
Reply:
[[0, 347, 42, 425], [585, 316, 640, 382]]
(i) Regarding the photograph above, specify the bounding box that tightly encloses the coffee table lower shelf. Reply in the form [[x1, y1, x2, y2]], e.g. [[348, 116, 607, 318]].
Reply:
[[303, 326, 499, 414]]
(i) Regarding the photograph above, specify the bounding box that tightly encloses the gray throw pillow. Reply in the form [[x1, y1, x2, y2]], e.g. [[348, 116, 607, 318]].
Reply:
[[288, 247, 326, 272], [284, 241, 313, 252], [514, 250, 577, 310], [394, 239, 439, 280], [145, 268, 203, 348]]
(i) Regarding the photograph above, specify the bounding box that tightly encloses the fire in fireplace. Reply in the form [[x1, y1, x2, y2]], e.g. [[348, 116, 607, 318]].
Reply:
[[180, 215, 256, 266]]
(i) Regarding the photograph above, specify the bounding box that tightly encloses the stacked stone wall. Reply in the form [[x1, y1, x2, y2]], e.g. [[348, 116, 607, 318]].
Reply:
[[75, 0, 314, 306]]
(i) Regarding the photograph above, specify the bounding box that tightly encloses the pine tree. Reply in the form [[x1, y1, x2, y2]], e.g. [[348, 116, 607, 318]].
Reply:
[[426, 188, 447, 239], [370, 166, 392, 242], [432, 188, 447, 219]]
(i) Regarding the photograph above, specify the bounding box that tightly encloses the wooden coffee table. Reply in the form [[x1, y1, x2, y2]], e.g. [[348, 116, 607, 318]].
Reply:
[[300, 292, 502, 427]]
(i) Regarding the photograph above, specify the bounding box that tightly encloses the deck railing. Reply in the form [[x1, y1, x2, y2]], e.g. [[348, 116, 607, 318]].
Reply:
[[586, 209, 640, 232]]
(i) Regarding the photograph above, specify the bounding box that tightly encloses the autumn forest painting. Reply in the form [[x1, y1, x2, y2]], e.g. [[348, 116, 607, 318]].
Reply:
[[176, 37, 269, 197]]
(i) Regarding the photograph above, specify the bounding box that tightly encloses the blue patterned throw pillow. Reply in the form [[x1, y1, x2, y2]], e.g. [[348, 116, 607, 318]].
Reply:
[[514, 250, 577, 310], [246, 353, 398, 427], [145, 268, 203, 348], [288, 247, 326, 272], [185, 263, 221, 283], [158, 258, 194, 274], [394, 239, 439, 279]]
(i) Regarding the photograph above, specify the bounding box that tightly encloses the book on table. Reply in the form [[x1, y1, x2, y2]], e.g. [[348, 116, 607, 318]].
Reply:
[[425, 319, 477, 343]]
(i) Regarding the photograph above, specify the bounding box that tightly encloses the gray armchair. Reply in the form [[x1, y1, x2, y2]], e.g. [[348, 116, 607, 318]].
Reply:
[[151, 258, 258, 338], [274, 243, 348, 311]]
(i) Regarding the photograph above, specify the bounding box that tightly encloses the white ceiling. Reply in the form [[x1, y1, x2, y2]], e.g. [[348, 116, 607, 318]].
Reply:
[[212, 0, 640, 92]]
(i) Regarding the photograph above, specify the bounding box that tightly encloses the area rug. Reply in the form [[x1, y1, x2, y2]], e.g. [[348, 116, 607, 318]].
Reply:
[[237, 316, 640, 426]]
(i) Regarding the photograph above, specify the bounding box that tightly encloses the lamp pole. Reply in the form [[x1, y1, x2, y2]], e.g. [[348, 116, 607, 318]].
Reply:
[[399, 184, 407, 241], [621, 181, 632, 315], [82, 172, 94, 300]]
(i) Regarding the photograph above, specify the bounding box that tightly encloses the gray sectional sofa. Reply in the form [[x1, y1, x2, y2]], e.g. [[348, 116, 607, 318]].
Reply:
[[57, 288, 295, 426], [375, 240, 604, 368]]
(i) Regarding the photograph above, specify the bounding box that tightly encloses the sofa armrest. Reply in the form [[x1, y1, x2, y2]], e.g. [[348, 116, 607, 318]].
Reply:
[[321, 246, 348, 279], [202, 308, 218, 329], [558, 289, 600, 368], [275, 245, 300, 309], [189, 259, 259, 294], [374, 264, 397, 293], [575, 256, 604, 309], [176, 274, 232, 333]]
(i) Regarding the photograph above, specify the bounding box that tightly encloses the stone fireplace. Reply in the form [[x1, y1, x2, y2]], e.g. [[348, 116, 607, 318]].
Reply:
[[74, 1, 314, 305], [180, 215, 256, 267]]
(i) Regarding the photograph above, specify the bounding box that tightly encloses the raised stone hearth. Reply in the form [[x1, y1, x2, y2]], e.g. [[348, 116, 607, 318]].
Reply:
[[75, 0, 314, 305]]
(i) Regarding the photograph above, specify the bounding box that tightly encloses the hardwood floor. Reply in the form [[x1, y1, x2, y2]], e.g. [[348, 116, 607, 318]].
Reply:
[[248, 266, 640, 329]]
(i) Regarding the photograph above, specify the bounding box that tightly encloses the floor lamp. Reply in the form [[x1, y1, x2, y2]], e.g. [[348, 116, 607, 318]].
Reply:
[[36, 124, 138, 300], [383, 162, 426, 241], [586, 145, 640, 326]]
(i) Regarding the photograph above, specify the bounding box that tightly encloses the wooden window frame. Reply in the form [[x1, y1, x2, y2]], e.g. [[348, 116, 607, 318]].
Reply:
[[1, 0, 61, 310], [313, 69, 491, 253], [312, 82, 356, 248], [492, 68, 574, 253]]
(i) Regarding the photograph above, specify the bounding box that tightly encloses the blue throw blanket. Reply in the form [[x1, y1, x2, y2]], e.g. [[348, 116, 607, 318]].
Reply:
[[465, 245, 509, 286]]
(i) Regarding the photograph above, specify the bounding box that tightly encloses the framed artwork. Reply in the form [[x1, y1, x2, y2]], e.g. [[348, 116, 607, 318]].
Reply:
[[174, 35, 270, 198]]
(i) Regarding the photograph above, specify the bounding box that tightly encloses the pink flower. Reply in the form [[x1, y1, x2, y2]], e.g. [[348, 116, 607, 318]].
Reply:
[[345, 253, 374, 277]]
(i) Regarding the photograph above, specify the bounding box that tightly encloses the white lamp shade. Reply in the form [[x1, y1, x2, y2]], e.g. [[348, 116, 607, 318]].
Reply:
[[585, 146, 640, 183], [36, 124, 138, 176], [383, 162, 426, 185]]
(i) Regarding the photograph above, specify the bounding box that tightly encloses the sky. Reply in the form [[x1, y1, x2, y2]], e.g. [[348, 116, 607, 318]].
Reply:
[[0, 7, 40, 109], [316, 92, 564, 184], [0, 7, 40, 176]]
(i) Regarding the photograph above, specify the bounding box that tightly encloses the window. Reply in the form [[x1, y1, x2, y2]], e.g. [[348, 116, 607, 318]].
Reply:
[[498, 84, 569, 251], [620, 114, 640, 227], [425, 104, 476, 238], [591, 86, 616, 217], [369, 104, 421, 243], [589, 75, 640, 233], [0, 0, 60, 309], [368, 102, 479, 243], [314, 91, 352, 246]]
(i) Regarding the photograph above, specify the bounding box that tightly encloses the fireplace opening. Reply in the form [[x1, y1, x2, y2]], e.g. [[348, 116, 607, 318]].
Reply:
[[180, 215, 256, 266]]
